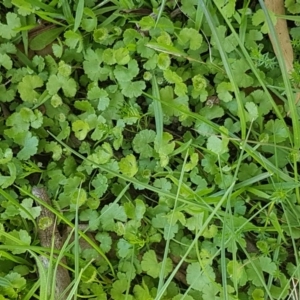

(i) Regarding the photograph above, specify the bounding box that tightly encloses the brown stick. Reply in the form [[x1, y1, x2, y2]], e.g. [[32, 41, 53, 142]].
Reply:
[[265, 0, 294, 73], [32, 186, 71, 299]]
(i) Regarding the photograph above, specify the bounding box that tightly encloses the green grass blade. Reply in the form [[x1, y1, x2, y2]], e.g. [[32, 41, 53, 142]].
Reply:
[[155, 0, 166, 25], [199, 0, 247, 139], [151, 74, 163, 147], [60, 0, 74, 24], [213, 1, 289, 134], [195, 0, 206, 31], [154, 181, 236, 300], [74, 0, 84, 32], [157, 148, 190, 292]]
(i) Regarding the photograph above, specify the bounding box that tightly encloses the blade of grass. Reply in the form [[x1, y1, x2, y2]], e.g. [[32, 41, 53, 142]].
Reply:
[[155, 0, 167, 25], [22, 279, 40, 300], [60, 0, 74, 24], [157, 146, 190, 292], [259, 0, 300, 203], [194, 0, 206, 31], [154, 181, 236, 300], [19, 16, 28, 56], [73, 182, 81, 300], [237, 0, 250, 44], [212, 1, 289, 137], [74, 0, 84, 32], [35, 12, 67, 26], [66, 259, 94, 300], [28, 251, 48, 299], [26, 0, 59, 13], [0, 250, 31, 266], [151, 74, 163, 147], [199, 0, 247, 139]]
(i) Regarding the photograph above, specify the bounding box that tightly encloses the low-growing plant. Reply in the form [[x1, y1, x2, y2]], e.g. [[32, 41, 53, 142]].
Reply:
[[0, 0, 300, 299]]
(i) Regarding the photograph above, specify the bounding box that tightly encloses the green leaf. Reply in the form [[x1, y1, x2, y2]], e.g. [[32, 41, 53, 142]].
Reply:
[[64, 30, 83, 52], [102, 48, 116, 65], [211, 26, 238, 53], [6, 229, 31, 254], [186, 213, 204, 231], [44, 141, 62, 161], [0, 148, 13, 164], [18, 75, 43, 103], [138, 16, 155, 31], [93, 27, 108, 43], [91, 173, 108, 198], [0, 272, 26, 298], [133, 281, 152, 300], [72, 120, 90, 140], [95, 231, 112, 253], [217, 82, 233, 102], [178, 28, 203, 50], [252, 289, 264, 300], [0, 12, 21, 39], [117, 238, 132, 258], [0, 162, 16, 188], [163, 69, 187, 96], [81, 7, 97, 32], [114, 59, 139, 82], [231, 59, 254, 88], [265, 119, 289, 143], [100, 202, 127, 230], [215, 0, 236, 18], [133, 130, 156, 158], [0, 53, 12, 70], [83, 48, 103, 81], [87, 143, 113, 165], [157, 53, 170, 70], [19, 198, 41, 219], [238, 163, 260, 181], [29, 27, 64, 51], [186, 262, 215, 292], [114, 47, 130, 65], [58, 60, 72, 77], [141, 250, 172, 278], [87, 86, 110, 111], [46, 74, 77, 97], [252, 9, 276, 34], [111, 278, 132, 300], [245, 29, 263, 49], [184, 152, 199, 172], [207, 135, 228, 155], [119, 154, 138, 177], [17, 132, 39, 160], [200, 106, 224, 120], [245, 102, 259, 121], [52, 43, 63, 58], [192, 74, 207, 91], [227, 260, 247, 286], [154, 132, 175, 167], [70, 189, 87, 207], [119, 81, 146, 98], [80, 209, 100, 230]]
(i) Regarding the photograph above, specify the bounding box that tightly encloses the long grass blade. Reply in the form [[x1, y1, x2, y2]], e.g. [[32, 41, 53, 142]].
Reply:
[[151, 74, 163, 147], [74, 0, 84, 32]]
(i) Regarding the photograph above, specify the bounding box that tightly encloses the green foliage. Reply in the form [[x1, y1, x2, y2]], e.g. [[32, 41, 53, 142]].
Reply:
[[0, 1, 299, 299]]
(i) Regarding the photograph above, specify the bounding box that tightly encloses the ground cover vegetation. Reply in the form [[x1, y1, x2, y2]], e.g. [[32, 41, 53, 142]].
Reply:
[[1, 0, 300, 299]]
